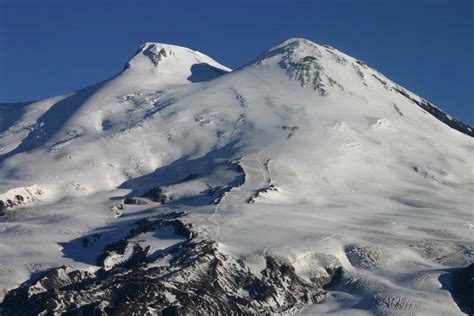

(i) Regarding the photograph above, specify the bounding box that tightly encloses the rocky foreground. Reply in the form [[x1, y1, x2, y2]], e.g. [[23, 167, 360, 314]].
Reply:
[[1, 211, 342, 315]]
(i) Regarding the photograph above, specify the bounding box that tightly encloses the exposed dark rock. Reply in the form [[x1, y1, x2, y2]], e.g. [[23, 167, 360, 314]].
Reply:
[[356, 60, 368, 67], [253, 40, 345, 96], [352, 63, 366, 80], [0, 194, 27, 216], [392, 87, 474, 137], [393, 103, 404, 116], [372, 74, 390, 90], [369, 73, 473, 137], [247, 184, 278, 204], [143, 46, 167, 66], [1, 212, 341, 315], [287, 59, 328, 96], [451, 263, 474, 314], [123, 197, 150, 205], [0, 200, 6, 215], [322, 267, 344, 290], [98, 242, 150, 271], [1, 266, 93, 316], [142, 186, 168, 203]]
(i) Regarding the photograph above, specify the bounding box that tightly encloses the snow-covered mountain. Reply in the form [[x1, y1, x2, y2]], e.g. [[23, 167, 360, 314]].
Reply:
[[0, 38, 472, 315]]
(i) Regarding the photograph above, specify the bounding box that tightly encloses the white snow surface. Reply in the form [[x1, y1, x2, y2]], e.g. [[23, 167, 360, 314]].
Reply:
[[0, 38, 473, 314]]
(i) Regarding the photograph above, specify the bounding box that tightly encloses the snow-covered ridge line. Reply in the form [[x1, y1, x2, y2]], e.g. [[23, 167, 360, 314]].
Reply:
[[0, 37, 472, 315], [121, 41, 231, 87], [249, 38, 473, 137]]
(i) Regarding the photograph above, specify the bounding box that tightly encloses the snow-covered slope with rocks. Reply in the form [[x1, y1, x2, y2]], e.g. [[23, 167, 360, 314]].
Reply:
[[0, 38, 472, 315]]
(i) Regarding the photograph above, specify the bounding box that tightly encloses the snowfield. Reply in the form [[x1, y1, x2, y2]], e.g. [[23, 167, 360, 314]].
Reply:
[[0, 38, 473, 315]]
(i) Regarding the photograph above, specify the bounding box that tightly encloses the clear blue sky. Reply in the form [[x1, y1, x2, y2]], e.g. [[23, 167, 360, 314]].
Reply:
[[1, 0, 473, 124]]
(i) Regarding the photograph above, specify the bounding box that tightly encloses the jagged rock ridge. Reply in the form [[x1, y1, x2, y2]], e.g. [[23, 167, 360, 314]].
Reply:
[[1, 212, 341, 315]]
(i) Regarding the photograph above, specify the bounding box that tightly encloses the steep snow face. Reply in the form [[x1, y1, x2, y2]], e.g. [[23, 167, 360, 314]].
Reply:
[[0, 39, 473, 315], [249, 38, 473, 136], [0, 43, 231, 197], [250, 38, 340, 95]]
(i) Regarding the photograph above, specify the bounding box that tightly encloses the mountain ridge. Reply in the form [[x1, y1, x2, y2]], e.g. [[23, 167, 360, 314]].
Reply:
[[0, 38, 472, 315]]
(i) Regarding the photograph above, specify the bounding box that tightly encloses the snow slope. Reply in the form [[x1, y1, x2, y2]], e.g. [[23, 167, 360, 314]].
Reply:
[[0, 38, 472, 314]]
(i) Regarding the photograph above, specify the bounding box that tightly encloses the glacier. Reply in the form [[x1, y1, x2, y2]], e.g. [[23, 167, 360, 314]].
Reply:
[[0, 38, 473, 315]]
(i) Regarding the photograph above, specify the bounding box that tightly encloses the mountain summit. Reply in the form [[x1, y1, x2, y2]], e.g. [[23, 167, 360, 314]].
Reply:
[[249, 38, 473, 136], [123, 42, 230, 85], [0, 38, 472, 315]]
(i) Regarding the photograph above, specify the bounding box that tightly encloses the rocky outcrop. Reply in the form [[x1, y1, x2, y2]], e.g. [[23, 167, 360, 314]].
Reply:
[[0, 195, 24, 216], [123, 197, 150, 205], [0, 185, 44, 216], [1, 212, 341, 315], [142, 186, 168, 203], [370, 69, 473, 137], [253, 39, 345, 96], [143, 45, 168, 66], [247, 184, 278, 204], [392, 87, 474, 137]]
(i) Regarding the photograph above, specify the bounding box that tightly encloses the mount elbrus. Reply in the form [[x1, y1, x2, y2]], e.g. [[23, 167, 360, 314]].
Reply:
[[0, 38, 472, 315]]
